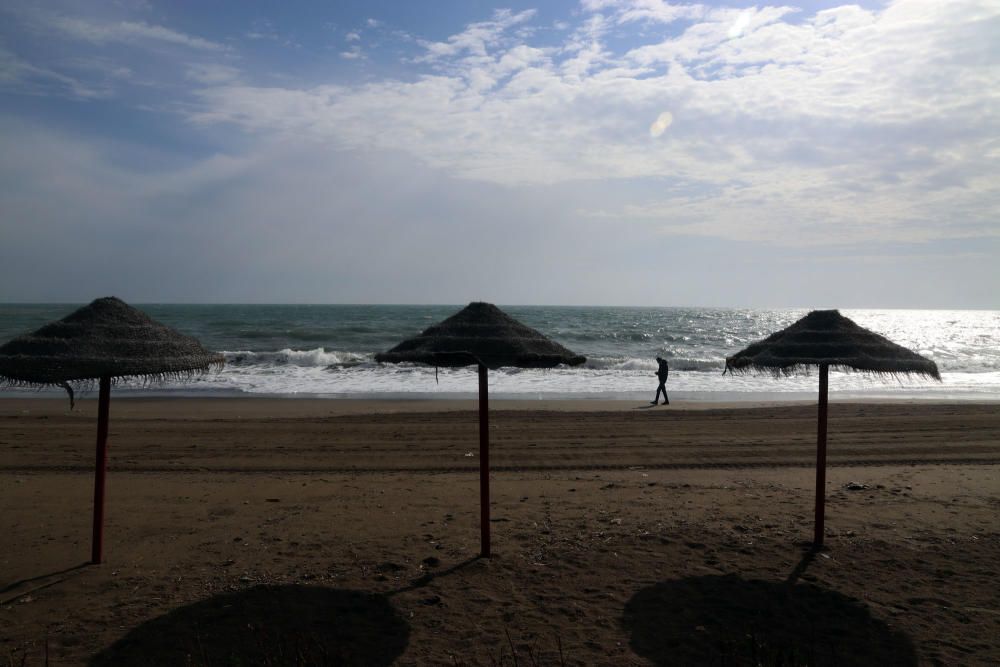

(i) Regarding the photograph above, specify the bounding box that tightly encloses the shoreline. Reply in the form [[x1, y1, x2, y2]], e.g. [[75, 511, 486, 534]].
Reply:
[[2, 393, 1000, 415]]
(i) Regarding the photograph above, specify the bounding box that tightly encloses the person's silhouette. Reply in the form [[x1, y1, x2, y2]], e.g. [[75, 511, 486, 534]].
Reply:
[[651, 357, 669, 405]]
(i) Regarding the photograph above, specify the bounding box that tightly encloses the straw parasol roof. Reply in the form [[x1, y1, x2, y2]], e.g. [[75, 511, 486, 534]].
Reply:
[[375, 302, 586, 370], [0, 296, 223, 387], [724, 310, 939, 379]]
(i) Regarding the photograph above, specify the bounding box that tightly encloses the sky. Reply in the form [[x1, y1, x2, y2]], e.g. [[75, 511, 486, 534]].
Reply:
[[0, 0, 997, 308]]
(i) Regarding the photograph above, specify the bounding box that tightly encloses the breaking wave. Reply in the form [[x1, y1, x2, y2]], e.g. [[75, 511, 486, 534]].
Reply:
[[223, 348, 370, 368]]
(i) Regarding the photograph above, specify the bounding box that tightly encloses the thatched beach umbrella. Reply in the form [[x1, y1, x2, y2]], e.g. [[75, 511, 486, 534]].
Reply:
[[0, 297, 223, 564], [725, 309, 939, 548], [376, 302, 585, 557]]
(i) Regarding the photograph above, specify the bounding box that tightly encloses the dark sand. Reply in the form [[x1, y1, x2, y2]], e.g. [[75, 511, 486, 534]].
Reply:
[[1, 398, 999, 665]]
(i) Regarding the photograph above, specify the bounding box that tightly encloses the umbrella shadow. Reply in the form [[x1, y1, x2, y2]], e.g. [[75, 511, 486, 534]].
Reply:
[[622, 572, 917, 666], [390, 555, 481, 596], [89, 584, 409, 667], [1, 561, 90, 596], [785, 548, 816, 585]]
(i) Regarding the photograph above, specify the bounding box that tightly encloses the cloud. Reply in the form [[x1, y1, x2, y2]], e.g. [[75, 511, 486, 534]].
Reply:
[[597, 0, 708, 25], [727, 11, 752, 38], [48, 15, 225, 51], [416, 8, 537, 62], [2, 0, 996, 273], [185, 63, 241, 84], [0, 45, 109, 98], [0, 117, 646, 304], [3, 114, 993, 307], [185, 0, 1000, 248]]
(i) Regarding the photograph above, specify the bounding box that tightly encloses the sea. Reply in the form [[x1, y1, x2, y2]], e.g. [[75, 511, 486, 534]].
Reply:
[[0, 305, 997, 402]]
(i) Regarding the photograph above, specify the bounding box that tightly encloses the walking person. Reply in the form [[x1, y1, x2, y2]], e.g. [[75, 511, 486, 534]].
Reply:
[[651, 356, 669, 405]]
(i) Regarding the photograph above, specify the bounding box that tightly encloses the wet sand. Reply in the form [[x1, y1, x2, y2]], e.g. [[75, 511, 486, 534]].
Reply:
[[1, 398, 999, 665]]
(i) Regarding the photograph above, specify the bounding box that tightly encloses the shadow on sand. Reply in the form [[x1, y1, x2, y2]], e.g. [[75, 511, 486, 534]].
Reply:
[[1, 562, 90, 604], [390, 555, 481, 596], [622, 572, 917, 666], [90, 584, 409, 667]]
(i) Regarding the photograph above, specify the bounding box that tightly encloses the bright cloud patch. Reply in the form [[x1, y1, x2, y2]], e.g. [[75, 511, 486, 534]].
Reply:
[[727, 11, 752, 38]]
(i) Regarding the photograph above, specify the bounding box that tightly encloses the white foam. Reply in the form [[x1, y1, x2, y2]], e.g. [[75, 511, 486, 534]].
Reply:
[[167, 356, 984, 399], [223, 348, 369, 367]]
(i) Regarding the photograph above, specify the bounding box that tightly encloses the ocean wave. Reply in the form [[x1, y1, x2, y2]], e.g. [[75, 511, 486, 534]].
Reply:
[[584, 356, 723, 372], [222, 348, 370, 367]]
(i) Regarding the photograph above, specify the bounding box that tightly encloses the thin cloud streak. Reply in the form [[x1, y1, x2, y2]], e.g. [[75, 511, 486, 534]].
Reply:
[[48, 15, 226, 51]]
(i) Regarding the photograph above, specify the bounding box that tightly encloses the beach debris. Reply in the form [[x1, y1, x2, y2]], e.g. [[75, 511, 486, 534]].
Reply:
[[844, 482, 869, 491], [265, 498, 281, 503], [420, 595, 442, 606], [464, 451, 474, 457], [421, 556, 440, 568]]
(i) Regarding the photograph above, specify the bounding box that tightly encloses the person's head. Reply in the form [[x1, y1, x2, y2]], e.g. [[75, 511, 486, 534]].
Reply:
[[655, 356, 663, 363]]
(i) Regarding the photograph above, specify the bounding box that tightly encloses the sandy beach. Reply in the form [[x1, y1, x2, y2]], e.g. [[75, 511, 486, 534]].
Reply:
[[2, 397, 999, 665]]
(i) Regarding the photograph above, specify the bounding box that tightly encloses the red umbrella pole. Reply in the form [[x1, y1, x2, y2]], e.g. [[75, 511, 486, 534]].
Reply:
[[813, 363, 829, 548], [478, 364, 491, 558], [92, 375, 111, 564]]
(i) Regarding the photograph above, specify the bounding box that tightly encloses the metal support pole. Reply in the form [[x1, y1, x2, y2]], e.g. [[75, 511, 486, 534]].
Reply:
[[92, 376, 111, 564], [813, 363, 829, 549], [478, 364, 491, 558]]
